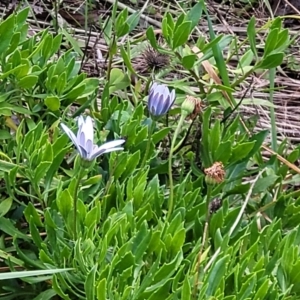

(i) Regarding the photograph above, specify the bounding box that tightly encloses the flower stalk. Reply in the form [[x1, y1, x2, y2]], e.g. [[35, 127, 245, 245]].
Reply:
[[167, 113, 186, 220], [141, 120, 156, 169], [73, 164, 85, 240]]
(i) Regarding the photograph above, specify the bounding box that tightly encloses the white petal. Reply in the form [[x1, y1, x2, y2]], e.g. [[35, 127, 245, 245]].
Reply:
[[82, 116, 94, 145], [77, 115, 85, 128], [90, 140, 125, 160], [170, 89, 176, 103], [61, 123, 83, 156], [101, 139, 125, 149], [90, 146, 124, 160], [77, 116, 85, 142]]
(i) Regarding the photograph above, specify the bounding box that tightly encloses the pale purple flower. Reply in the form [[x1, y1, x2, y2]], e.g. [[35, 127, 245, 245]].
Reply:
[[61, 116, 125, 161], [148, 82, 176, 117]]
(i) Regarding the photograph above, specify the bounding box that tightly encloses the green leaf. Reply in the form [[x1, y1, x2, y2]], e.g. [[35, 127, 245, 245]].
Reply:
[[253, 278, 269, 300], [0, 130, 12, 140], [97, 278, 106, 300], [34, 161, 52, 183], [230, 141, 255, 163], [205, 255, 229, 296], [0, 217, 31, 241], [85, 265, 97, 300], [247, 16, 257, 58], [0, 269, 72, 280], [127, 11, 140, 33], [253, 173, 279, 193], [0, 198, 12, 217], [33, 289, 57, 300], [64, 83, 86, 101], [256, 53, 284, 69], [264, 28, 279, 57], [121, 151, 140, 179], [146, 26, 158, 50], [18, 75, 38, 89], [109, 68, 130, 94], [172, 21, 191, 49], [0, 14, 15, 54], [181, 54, 196, 69], [45, 95, 60, 111], [181, 276, 191, 300], [0, 159, 18, 172], [24, 202, 43, 227], [152, 127, 171, 144], [29, 216, 43, 248], [57, 189, 73, 219], [214, 141, 232, 164], [116, 9, 129, 37], [120, 45, 136, 74], [237, 273, 256, 299], [185, 1, 203, 29]]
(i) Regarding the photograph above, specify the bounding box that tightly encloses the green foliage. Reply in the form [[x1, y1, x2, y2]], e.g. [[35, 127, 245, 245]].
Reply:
[[0, 2, 299, 300]]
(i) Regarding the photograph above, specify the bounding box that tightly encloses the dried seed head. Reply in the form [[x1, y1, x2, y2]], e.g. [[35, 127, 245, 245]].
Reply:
[[209, 198, 222, 214], [133, 47, 170, 75], [204, 162, 225, 185]]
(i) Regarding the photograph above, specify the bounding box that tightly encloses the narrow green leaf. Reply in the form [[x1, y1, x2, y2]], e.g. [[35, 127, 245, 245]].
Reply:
[[85, 265, 97, 300], [0, 268, 71, 280], [247, 17, 257, 58], [205, 255, 229, 296]]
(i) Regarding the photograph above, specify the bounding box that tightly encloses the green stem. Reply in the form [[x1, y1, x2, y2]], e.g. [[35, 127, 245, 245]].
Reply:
[[205, 184, 212, 226], [140, 120, 156, 169], [192, 184, 212, 298], [269, 68, 277, 152], [73, 165, 85, 240], [167, 114, 186, 220]]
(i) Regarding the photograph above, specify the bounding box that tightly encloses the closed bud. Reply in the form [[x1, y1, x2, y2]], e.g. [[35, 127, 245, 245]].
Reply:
[[181, 95, 202, 119]]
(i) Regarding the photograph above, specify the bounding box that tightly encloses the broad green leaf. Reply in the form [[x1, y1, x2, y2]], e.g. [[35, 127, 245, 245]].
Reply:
[[256, 53, 284, 69], [172, 21, 192, 49], [0, 198, 12, 217], [181, 54, 196, 69], [264, 28, 279, 57], [0, 14, 15, 54], [45, 95, 60, 111], [253, 173, 279, 193], [109, 68, 130, 94]]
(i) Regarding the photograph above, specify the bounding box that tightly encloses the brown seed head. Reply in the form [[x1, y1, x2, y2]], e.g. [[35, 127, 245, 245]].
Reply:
[[133, 46, 170, 75], [204, 162, 225, 184]]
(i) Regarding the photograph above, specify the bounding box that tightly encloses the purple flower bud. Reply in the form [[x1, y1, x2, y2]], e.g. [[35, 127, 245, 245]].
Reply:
[[148, 82, 176, 117]]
